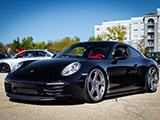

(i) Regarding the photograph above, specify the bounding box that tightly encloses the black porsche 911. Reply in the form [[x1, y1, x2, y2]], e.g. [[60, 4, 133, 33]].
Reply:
[[4, 41, 159, 103]]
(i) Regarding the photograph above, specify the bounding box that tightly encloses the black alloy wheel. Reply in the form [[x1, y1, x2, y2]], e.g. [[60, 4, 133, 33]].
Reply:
[[146, 66, 159, 92], [84, 68, 106, 103]]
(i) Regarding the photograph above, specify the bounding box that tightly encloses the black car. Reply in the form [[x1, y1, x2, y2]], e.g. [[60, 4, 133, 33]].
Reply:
[[4, 41, 159, 103]]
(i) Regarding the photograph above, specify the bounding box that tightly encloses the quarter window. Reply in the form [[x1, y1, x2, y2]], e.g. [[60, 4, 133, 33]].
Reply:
[[129, 47, 141, 58]]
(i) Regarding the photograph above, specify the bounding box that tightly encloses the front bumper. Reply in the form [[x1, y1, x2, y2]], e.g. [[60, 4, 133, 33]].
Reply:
[[5, 80, 83, 101]]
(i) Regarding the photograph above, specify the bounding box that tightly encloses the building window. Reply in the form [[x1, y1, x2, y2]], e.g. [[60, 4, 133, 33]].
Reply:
[[134, 28, 138, 31], [97, 28, 100, 31], [148, 33, 154, 39], [134, 21, 138, 24], [148, 19, 154, 25], [141, 28, 144, 31], [140, 34, 144, 37], [148, 40, 154, 45], [148, 26, 154, 32], [107, 27, 110, 30], [134, 34, 138, 38], [148, 47, 154, 52], [123, 26, 127, 29], [141, 21, 144, 24]]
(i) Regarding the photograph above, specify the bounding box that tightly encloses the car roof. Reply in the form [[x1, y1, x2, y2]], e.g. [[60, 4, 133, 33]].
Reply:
[[73, 41, 142, 54], [74, 41, 129, 46]]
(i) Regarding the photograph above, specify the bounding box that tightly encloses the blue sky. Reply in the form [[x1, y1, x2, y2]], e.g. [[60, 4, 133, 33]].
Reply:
[[0, 0, 160, 45]]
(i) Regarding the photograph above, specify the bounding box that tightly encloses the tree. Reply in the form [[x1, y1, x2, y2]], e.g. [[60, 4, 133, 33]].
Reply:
[[88, 35, 102, 41], [102, 25, 126, 42], [137, 36, 147, 54], [21, 36, 34, 49], [47, 37, 80, 52], [74, 36, 80, 42], [0, 42, 6, 54], [37, 41, 47, 49], [47, 40, 54, 51], [12, 37, 21, 49]]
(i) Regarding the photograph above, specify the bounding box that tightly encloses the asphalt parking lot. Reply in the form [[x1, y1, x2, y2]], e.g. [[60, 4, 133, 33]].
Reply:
[[0, 73, 160, 120]]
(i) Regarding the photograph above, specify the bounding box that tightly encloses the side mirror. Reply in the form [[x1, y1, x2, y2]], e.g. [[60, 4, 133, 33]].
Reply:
[[114, 53, 128, 61], [112, 53, 127, 64]]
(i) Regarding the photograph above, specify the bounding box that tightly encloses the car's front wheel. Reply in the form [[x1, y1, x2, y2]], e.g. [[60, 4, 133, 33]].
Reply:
[[146, 66, 159, 92], [84, 68, 106, 103]]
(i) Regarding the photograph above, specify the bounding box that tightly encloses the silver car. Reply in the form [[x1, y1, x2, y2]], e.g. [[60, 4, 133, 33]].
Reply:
[[0, 49, 56, 73]]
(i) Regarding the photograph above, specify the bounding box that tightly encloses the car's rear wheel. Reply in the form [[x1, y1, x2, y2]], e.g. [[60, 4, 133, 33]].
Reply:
[[84, 68, 106, 103], [146, 66, 159, 92], [0, 63, 10, 73]]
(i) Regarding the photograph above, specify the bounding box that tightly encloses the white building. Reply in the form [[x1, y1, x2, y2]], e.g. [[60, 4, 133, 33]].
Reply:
[[95, 8, 160, 52]]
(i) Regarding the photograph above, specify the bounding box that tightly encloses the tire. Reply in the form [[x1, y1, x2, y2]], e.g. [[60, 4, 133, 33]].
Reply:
[[0, 63, 10, 73], [146, 66, 159, 92], [84, 68, 106, 103]]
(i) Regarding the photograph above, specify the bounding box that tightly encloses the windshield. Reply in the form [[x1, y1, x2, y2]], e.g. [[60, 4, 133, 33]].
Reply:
[[56, 42, 112, 59]]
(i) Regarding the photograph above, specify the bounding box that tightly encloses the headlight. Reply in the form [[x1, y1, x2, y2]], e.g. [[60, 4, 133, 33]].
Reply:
[[11, 62, 23, 73], [61, 62, 81, 76]]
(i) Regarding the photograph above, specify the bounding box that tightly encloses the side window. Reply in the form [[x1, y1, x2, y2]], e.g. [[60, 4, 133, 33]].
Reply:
[[129, 47, 141, 58], [33, 51, 46, 57], [16, 51, 32, 58], [112, 45, 129, 59]]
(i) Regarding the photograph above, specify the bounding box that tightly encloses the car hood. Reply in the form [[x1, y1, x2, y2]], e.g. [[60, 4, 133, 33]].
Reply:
[[5, 58, 85, 83], [16, 58, 81, 75], [0, 57, 12, 61]]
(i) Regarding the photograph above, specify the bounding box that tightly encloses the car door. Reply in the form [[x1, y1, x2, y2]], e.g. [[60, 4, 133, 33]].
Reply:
[[127, 47, 144, 88], [107, 45, 140, 94]]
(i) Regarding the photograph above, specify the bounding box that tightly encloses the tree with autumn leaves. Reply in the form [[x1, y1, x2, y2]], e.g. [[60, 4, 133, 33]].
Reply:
[[1, 36, 80, 55], [88, 25, 126, 42], [101, 25, 126, 42], [0, 25, 149, 56], [47, 37, 80, 52]]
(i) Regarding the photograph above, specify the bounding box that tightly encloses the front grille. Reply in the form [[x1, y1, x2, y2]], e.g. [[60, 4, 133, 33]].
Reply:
[[5, 82, 66, 97], [43, 85, 64, 96], [13, 88, 38, 95]]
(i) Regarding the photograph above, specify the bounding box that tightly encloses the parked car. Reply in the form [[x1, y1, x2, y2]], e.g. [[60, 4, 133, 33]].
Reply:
[[4, 41, 159, 103], [0, 49, 56, 73], [145, 52, 160, 65]]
